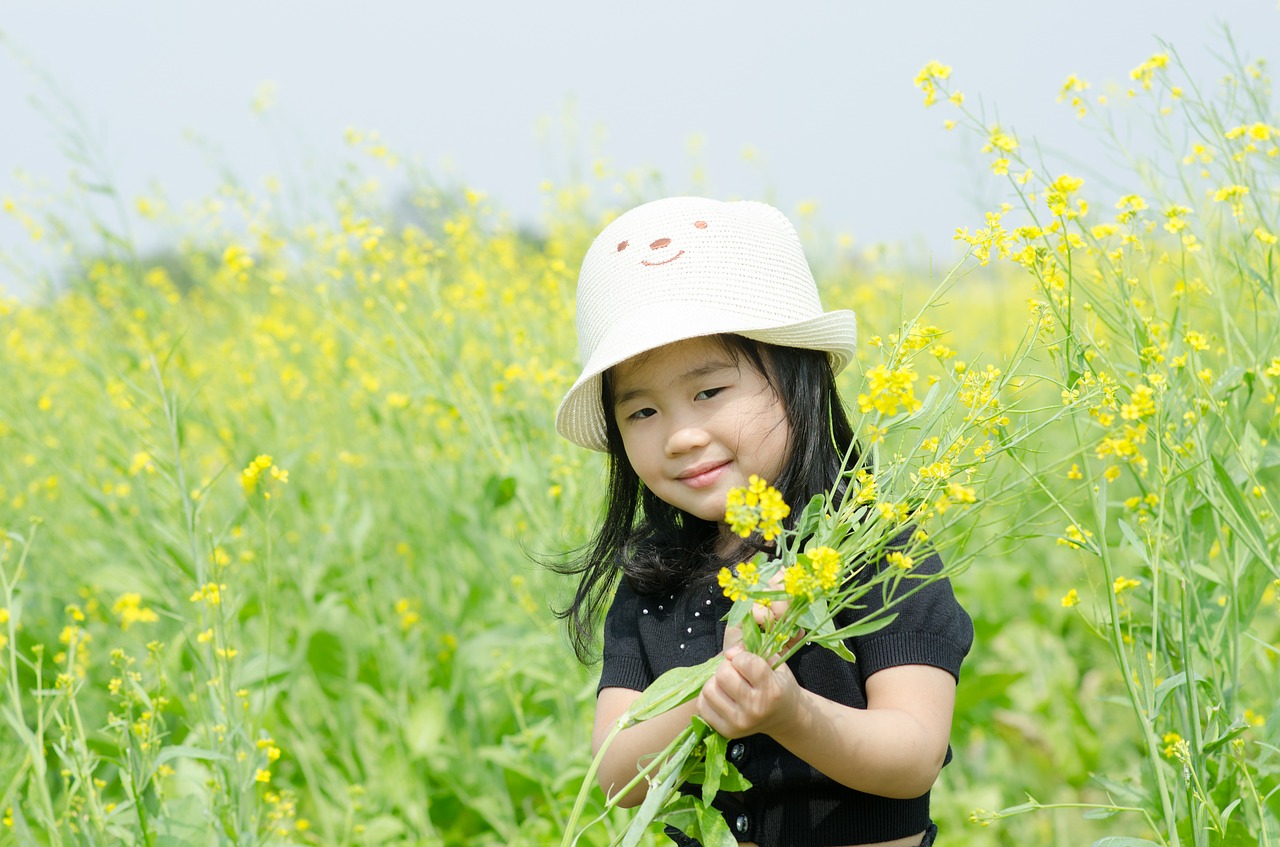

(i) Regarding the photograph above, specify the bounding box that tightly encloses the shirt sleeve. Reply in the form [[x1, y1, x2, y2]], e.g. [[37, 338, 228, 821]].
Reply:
[[842, 531, 974, 683], [597, 577, 655, 695]]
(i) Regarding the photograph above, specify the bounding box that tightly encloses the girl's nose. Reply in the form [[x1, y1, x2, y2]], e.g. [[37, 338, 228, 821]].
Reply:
[[665, 420, 710, 456], [649, 237, 671, 250]]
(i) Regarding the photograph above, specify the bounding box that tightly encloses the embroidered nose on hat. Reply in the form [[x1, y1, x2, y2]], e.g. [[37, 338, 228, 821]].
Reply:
[[555, 196, 858, 452]]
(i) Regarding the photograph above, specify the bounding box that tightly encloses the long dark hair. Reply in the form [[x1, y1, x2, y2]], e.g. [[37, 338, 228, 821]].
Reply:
[[553, 334, 858, 662]]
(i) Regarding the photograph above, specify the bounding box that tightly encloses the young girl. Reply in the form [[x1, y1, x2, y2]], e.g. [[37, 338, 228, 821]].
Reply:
[[555, 197, 973, 847]]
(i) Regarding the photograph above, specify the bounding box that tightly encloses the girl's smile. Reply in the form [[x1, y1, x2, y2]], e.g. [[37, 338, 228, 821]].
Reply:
[[675, 460, 730, 488], [610, 336, 790, 532]]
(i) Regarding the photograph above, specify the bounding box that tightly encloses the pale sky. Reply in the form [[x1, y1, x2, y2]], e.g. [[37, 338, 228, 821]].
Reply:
[[2, 1, 1278, 296]]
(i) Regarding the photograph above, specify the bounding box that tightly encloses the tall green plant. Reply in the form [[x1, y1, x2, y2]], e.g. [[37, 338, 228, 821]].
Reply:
[[919, 36, 1280, 847]]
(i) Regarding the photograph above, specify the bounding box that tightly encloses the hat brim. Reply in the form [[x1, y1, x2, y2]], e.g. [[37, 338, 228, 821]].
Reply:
[[555, 305, 858, 451]]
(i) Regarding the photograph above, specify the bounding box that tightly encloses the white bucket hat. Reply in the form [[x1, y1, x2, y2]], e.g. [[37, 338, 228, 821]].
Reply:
[[555, 196, 858, 451]]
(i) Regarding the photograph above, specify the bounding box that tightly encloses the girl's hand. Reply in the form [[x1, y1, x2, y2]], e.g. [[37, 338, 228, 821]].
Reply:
[[697, 644, 804, 739]]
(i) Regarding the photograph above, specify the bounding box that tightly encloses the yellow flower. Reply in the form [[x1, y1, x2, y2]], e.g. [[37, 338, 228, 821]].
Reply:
[[808, 547, 841, 590], [1113, 576, 1141, 594], [1120, 384, 1156, 420], [858, 363, 922, 417], [1057, 524, 1094, 549], [885, 551, 915, 571], [913, 60, 952, 107], [982, 126, 1019, 154], [852, 469, 876, 504], [190, 583, 227, 606], [724, 476, 790, 541], [718, 562, 761, 603], [112, 593, 159, 630], [1061, 588, 1079, 608], [1129, 53, 1169, 90]]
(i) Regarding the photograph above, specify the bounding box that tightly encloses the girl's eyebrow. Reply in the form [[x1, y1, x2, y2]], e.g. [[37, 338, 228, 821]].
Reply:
[[613, 359, 737, 408]]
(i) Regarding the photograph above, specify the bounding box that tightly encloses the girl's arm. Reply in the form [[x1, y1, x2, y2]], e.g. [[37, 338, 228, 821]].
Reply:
[[696, 650, 957, 799], [592, 687, 700, 807]]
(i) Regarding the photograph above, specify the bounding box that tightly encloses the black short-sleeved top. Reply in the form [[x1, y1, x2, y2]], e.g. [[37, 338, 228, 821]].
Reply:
[[598, 543, 973, 847]]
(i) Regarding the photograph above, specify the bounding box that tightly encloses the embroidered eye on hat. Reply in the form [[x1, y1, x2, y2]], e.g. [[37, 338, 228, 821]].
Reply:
[[555, 196, 858, 452]]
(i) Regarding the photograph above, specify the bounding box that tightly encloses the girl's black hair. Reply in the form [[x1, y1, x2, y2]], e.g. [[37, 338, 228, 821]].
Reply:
[[552, 334, 858, 663]]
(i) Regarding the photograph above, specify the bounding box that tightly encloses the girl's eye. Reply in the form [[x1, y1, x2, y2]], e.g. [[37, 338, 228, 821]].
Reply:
[[695, 387, 725, 401], [628, 407, 656, 421]]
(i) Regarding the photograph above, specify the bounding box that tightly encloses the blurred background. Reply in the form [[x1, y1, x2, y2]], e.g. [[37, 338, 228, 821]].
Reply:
[[4, 0, 1279, 295]]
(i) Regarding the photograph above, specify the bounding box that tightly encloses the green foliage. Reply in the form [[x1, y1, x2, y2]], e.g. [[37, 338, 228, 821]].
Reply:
[[0, 30, 1277, 847]]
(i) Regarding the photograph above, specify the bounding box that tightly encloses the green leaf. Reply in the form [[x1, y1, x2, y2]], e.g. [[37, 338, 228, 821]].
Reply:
[[1202, 718, 1249, 754], [719, 760, 751, 792], [697, 801, 737, 847], [701, 723, 726, 806], [1090, 838, 1162, 847], [619, 726, 705, 847], [624, 656, 721, 724], [821, 612, 898, 642], [153, 744, 229, 768], [1211, 456, 1271, 567], [1152, 671, 1208, 712], [484, 474, 517, 508], [795, 494, 827, 541]]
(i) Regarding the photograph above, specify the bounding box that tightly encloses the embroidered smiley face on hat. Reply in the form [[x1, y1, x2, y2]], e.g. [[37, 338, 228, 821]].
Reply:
[[614, 218, 711, 268]]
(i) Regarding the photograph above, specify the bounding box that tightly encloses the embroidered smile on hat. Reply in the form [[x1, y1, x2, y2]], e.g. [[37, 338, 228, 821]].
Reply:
[[556, 196, 858, 451]]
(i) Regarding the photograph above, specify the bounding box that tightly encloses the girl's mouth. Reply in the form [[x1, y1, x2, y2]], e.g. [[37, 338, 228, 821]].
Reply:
[[678, 461, 729, 489]]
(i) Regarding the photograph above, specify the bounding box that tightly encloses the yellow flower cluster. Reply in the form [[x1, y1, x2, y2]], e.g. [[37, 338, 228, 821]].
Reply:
[[111, 593, 159, 631], [241, 454, 289, 498], [782, 546, 842, 602], [717, 561, 761, 603], [913, 60, 952, 107], [858, 363, 922, 417], [885, 551, 915, 571], [1057, 524, 1095, 549], [1129, 52, 1169, 92], [190, 583, 227, 606], [1113, 576, 1141, 595], [724, 475, 790, 541]]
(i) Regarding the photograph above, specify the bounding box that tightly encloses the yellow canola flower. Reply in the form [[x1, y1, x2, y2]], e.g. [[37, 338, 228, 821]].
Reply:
[[112, 593, 159, 630], [190, 583, 227, 606], [1129, 53, 1169, 91], [241, 454, 290, 498], [783, 546, 842, 602], [1061, 588, 1080, 608], [718, 561, 761, 603], [913, 60, 952, 107], [858, 363, 922, 416], [1113, 576, 1141, 594], [885, 551, 915, 571], [1058, 524, 1095, 549], [1120, 384, 1157, 420], [982, 126, 1019, 154], [724, 476, 790, 541]]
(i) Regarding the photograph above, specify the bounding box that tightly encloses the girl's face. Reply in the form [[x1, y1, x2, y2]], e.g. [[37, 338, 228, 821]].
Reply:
[[610, 336, 790, 535]]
